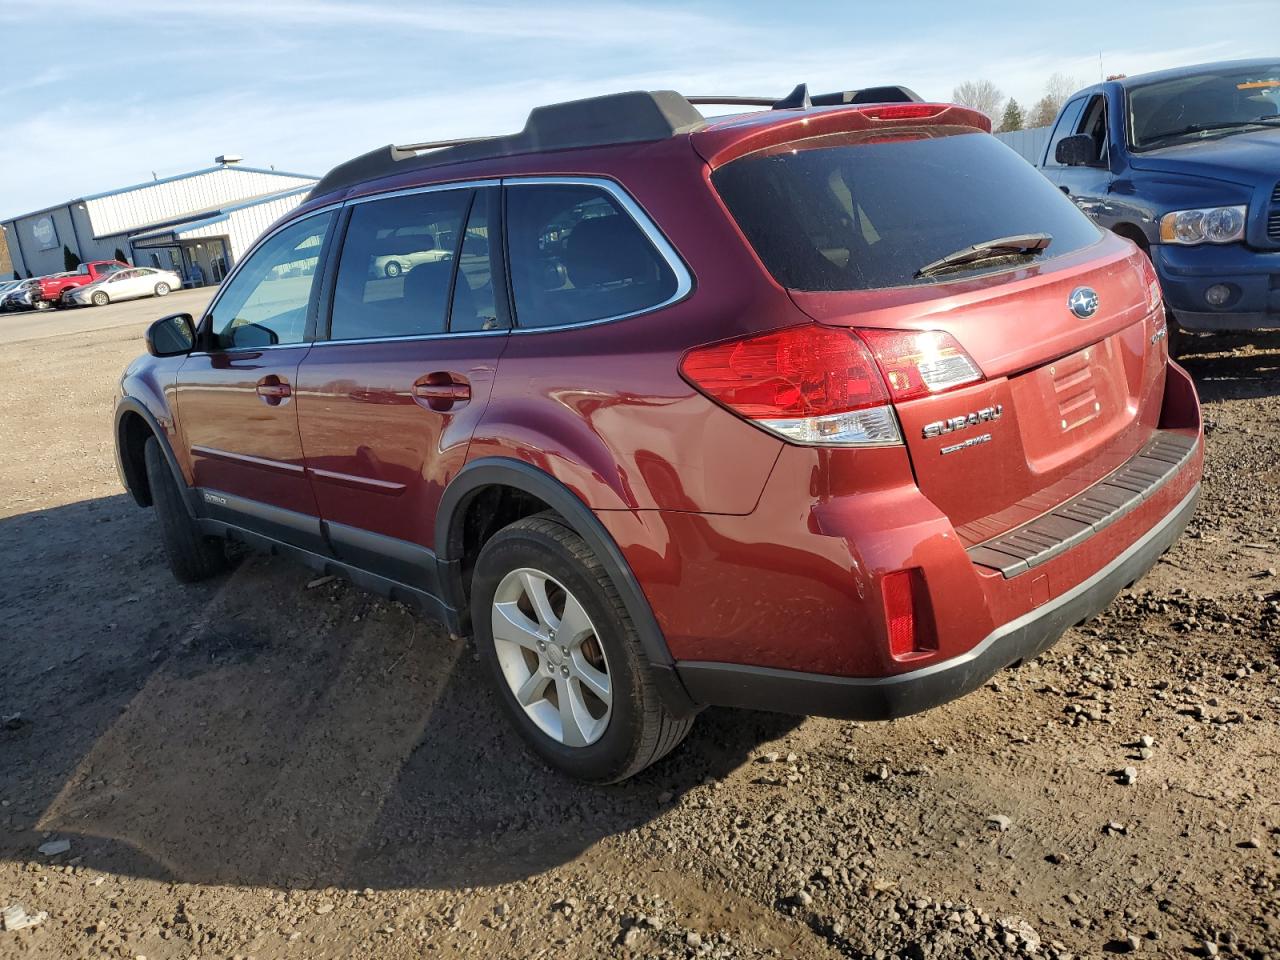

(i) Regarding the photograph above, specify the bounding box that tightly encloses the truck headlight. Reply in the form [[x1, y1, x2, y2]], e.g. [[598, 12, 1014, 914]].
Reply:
[[1159, 205, 1247, 245]]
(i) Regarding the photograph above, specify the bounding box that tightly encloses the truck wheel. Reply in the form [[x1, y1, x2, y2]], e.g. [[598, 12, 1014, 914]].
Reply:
[[471, 515, 695, 783], [92, 291, 110, 307], [154, 282, 171, 297], [143, 436, 229, 583]]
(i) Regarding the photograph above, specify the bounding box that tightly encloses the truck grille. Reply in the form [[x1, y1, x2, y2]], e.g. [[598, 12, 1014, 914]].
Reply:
[[1270, 181, 1280, 242]]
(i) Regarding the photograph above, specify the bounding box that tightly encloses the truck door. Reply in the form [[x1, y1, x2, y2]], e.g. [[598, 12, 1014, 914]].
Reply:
[[1054, 94, 1117, 228]]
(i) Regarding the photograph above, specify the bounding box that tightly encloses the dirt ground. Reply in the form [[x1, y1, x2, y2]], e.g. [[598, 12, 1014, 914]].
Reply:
[[0, 317, 1277, 960]]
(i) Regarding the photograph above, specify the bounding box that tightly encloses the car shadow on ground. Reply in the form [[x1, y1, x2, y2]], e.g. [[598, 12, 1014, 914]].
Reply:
[[0, 494, 799, 892], [1177, 329, 1280, 403]]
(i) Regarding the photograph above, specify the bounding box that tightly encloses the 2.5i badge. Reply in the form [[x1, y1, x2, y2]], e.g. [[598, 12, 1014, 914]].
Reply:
[[922, 404, 1003, 440]]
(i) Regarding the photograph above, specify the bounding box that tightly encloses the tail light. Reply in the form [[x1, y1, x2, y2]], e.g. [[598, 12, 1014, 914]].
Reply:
[[882, 568, 935, 660], [679, 324, 900, 446], [681, 325, 984, 446], [857, 329, 983, 403]]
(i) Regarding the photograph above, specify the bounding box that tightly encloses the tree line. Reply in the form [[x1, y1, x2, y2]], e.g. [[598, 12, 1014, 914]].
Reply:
[[951, 73, 1079, 132]]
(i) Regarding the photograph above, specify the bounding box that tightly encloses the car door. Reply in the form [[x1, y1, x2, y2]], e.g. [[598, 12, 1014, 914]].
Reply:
[[1054, 94, 1117, 226], [107, 269, 143, 300], [295, 185, 508, 592], [174, 209, 337, 552]]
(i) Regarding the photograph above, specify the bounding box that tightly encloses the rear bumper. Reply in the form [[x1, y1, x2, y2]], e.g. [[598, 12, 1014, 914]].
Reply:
[[1153, 242, 1280, 331], [675, 484, 1198, 719]]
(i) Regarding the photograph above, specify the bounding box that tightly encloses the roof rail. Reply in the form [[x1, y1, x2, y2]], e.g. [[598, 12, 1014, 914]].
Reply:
[[309, 84, 924, 200]]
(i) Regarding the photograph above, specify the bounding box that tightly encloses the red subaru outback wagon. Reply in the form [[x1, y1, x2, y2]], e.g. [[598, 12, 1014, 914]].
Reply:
[[115, 85, 1203, 782]]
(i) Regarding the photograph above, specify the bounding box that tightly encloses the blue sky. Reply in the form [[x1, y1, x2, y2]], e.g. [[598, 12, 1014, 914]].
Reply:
[[0, 0, 1272, 217]]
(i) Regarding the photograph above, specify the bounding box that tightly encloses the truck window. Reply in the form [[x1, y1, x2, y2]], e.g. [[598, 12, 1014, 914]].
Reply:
[[1076, 95, 1109, 165], [1044, 97, 1088, 166]]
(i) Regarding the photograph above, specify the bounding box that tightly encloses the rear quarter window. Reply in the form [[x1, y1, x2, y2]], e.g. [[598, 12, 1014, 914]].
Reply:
[[712, 127, 1103, 292], [505, 183, 679, 329]]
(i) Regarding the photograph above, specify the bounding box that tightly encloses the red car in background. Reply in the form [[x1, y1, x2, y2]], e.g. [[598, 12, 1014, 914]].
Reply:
[[35, 259, 128, 308], [114, 84, 1202, 782]]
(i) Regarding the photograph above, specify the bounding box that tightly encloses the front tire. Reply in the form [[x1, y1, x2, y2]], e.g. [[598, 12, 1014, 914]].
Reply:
[[143, 437, 229, 583], [384, 260, 402, 278], [91, 291, 109, 307], [472, 515, 695, 783], [154, 282, 171, 297]]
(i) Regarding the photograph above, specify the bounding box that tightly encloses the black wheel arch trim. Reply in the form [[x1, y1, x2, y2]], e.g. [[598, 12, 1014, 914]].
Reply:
[[114, 397, 196, 517], [437, 457, 699, 717]]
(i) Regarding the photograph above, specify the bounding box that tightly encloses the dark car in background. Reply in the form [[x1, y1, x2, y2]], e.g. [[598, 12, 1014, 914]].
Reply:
[[1038, 58, 1280, 350]]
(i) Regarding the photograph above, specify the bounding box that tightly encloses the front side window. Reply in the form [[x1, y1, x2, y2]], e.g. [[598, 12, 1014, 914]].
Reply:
[[1129, 63, 1280, 149], [1076, 95, 1109, 164], [505, 183, 678, 329], [1044, 97, 1087, 167], [329, 190, 469, 340], [208, 211, 334, 350], [712, 127, 1103, 292]]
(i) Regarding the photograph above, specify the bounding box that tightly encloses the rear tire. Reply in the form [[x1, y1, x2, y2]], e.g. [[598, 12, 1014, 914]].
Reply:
[[143, 437, 229, 583], [471, 515, 695, 783]]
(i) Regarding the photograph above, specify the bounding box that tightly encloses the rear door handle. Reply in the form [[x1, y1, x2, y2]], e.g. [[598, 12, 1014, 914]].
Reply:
[[412, 374, 471, 411], [256, 375, 292, 405]]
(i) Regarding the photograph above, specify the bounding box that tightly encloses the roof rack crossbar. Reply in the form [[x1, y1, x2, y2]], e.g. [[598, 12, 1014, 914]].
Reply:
[[394, 135, 501, 154], [687, 96, 779, 107]]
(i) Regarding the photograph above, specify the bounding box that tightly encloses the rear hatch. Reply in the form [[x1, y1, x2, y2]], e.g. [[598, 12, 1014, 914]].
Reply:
[[710, 118, 1168, 545]]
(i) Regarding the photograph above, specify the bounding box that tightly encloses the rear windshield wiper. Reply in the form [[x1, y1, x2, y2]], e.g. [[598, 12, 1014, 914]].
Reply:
[[914, 233, 1052, 279]]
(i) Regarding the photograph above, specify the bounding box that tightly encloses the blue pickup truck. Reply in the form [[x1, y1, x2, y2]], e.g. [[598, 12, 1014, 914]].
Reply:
[[1038, 58, 1280, 351]]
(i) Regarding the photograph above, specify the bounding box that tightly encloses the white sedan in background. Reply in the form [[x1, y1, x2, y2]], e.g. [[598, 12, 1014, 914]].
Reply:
[[66, 267, 183, 307]]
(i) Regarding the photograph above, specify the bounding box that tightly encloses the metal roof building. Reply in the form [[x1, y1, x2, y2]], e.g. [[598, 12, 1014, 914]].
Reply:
[[3, 161, 317, 284]]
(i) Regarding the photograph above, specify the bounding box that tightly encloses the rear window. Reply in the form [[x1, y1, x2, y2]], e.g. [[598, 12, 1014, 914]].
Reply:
[[712, 127, 1102, 292]]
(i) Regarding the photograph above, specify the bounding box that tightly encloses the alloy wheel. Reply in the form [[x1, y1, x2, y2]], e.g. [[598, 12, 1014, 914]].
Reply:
[[491, 567, 612, 747]]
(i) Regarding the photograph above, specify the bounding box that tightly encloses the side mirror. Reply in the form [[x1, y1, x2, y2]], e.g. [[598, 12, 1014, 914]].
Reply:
[[146, 313, 196, 357], [1055, 134, 1097, 166]]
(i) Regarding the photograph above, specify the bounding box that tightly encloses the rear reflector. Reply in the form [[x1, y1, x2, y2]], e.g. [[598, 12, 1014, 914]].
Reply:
[[680, 324, 901, 446], [857, 329, 983, 403], [882, 569, 935, 660]]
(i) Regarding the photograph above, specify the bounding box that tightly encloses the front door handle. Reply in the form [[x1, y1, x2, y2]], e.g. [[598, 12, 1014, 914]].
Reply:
[[256, 375, 292, 405], [413, 374, 471, 411]]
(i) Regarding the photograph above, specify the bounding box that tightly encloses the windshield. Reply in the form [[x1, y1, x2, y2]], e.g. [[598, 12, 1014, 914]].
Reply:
[[1129, 64, 1280, 149], [712, 127, 1102, 292]]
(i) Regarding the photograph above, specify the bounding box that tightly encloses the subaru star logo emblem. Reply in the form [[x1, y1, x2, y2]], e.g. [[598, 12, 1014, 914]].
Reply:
[[1068, 286, 1099, 319]]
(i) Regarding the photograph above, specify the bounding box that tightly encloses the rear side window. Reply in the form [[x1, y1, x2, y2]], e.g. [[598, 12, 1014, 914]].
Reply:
[[712, 128, 1102, 292], [505, 183, 678, 329], [330, 189, 470, 340]]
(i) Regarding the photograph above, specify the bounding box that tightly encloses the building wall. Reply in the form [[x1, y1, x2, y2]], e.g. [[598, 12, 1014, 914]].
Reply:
[[0, 226, 11, 278], [84, 167, 315, 237], [177, 189, 312, 262], [6, 204, 82, 277]]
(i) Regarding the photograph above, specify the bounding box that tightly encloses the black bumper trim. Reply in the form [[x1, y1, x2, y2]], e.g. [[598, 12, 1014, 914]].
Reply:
[[967, 430, 1198, 577], [676, 484, 1199, 721]]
